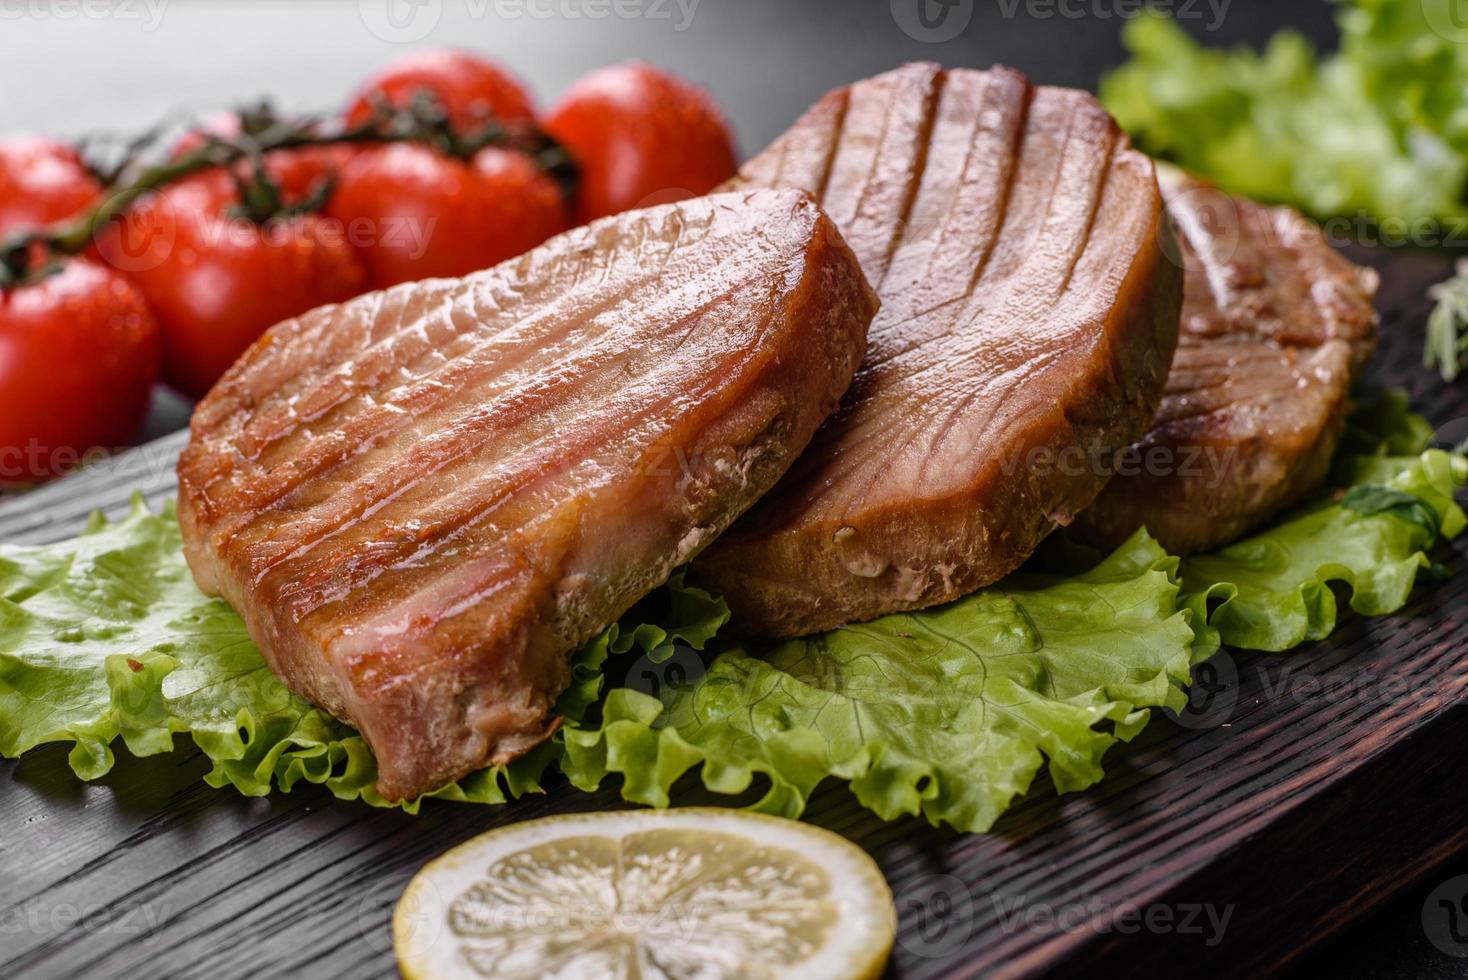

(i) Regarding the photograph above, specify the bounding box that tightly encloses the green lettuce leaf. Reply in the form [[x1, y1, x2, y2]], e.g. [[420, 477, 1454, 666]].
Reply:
[[3, 392, 1461, 835], [0, 497, 526, 809], [1177, 393, 1466, 652], [561, 531, 1198, 833], [1179, 446, 1465, 652], [1336, 388, 1437, 458], [0, 497, 726, 810], [1100, 8, 1468, 224]]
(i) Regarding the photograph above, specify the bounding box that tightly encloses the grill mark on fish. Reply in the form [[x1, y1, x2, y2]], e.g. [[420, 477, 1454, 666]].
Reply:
[[233, 223, 640, 445], [252, 276, 772, 606], [767, 72, 1035, 523], [236, 272, 758, 581], [319, 301, 794, 650], [849, 64, 944, 286], [694, 65, 1179, 637], [212, 218, 716, 520], [810, 91, 849, 202], [825, 91, 1120, 518], [199, 215, 739, 542]]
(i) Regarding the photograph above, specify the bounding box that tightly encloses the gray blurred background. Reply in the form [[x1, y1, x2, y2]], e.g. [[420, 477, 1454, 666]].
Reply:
[[0, 0, 1337, 149], [4, 2, 1451, 977]]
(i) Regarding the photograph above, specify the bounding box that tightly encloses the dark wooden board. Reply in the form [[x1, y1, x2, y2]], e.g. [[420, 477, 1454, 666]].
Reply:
[[2, 247, 1466, 980]]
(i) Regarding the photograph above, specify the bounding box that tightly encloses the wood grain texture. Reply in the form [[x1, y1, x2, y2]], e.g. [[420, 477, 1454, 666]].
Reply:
[[1, 247, 1465, 979]]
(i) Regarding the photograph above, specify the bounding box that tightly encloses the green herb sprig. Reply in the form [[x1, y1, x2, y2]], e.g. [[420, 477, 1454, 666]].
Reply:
[[1426, 259, 1468, 383]]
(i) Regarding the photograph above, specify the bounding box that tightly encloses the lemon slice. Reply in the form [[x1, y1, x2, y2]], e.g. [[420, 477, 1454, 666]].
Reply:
[[394, 807, 895, 980]]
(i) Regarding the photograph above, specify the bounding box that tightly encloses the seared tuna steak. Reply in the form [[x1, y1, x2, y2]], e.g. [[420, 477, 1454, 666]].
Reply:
[[177, 189, 876, 800], [694, 64, 1180, 637], [1080, 169, 1379, 554]]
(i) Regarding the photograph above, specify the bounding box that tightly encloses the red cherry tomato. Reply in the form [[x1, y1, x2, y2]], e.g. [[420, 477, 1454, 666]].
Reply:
[[246, 142, 363, 205], [344, 49, 537, 132], [326, 143, 568, 289], [97, 166, 368, 398], [0, 257, 160, 485], [544, 62, 738, 225], [0, 137, 103, 238]]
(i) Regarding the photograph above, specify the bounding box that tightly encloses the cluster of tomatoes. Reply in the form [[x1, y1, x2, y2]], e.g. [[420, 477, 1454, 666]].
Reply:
[[0, 50, 737, 485]]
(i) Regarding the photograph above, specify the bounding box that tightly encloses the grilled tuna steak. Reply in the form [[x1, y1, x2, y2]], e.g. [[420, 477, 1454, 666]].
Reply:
[[1080, 169, 1379, 554], [694, 63, 1181, 637], [177, 189, 876, 801]]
